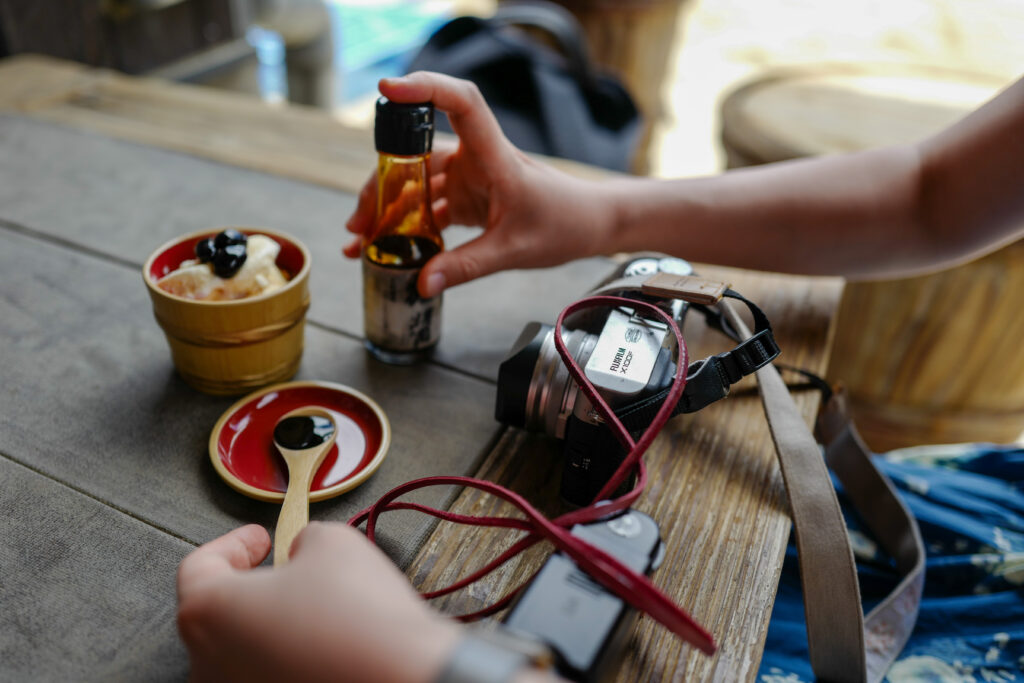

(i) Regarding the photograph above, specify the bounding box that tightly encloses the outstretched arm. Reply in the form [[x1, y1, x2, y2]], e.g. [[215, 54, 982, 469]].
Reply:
[[603, 74, 1024, 279], [345, 71, 1024, 291]]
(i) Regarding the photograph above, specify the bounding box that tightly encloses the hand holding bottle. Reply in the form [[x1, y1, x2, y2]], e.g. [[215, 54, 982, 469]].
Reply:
[[349, 71, 1024, 288], [345, 72, 617, 298]]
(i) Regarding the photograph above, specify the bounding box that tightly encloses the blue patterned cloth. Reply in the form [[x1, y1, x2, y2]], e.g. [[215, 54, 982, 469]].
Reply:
[[759, 443, 1024, 682]]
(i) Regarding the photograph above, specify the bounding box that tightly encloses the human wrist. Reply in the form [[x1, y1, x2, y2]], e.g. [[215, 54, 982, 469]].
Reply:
[[596, 178, 643, 256], [432, 627, 557, 683], [601, 176, 713, 260], [361, 614, 462, 683], [405, 616, 464, 683]]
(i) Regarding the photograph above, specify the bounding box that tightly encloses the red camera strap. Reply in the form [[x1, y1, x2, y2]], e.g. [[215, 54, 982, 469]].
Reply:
[[349, 295, 716, 656]]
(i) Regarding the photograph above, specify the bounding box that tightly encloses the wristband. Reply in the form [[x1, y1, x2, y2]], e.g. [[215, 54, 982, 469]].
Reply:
[[434, 627, 554, 683]]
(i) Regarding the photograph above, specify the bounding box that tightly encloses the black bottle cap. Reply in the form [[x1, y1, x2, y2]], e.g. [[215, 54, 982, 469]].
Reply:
[[375, 97, 434, 155]]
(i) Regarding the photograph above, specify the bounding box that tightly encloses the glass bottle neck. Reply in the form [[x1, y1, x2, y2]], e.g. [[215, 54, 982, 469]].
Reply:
[[365, 153, 443, 267]]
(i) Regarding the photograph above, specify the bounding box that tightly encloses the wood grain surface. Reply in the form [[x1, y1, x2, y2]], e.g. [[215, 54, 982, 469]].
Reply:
[[0, 55, 843, 681], [0, 54, 612, 194], [0, 112, 614, 382], [829, 240, 1024, 449], [720, 63, 1004, 165], [0, 226, 497, 563], [0, 457, 191, 680]]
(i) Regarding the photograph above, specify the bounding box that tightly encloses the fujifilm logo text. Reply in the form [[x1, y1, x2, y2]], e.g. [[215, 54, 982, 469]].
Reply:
[[609, 347, 634, 374], [609, 347, 626, 373]]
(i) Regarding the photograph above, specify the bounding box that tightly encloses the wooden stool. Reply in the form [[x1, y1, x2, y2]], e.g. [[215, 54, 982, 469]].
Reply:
[[720, 64, 1022, 450]]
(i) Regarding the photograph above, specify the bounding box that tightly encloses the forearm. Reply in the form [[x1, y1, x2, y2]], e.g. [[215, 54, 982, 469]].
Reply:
[[597, 74, 1024, 279], [601, 145, 933, 279]]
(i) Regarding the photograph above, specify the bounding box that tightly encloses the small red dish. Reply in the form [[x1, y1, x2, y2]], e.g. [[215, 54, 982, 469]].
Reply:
[[208, 381, 391, 502]]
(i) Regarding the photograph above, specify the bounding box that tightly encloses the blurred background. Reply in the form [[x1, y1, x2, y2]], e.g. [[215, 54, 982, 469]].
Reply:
[[2, 0, 1021, 178]]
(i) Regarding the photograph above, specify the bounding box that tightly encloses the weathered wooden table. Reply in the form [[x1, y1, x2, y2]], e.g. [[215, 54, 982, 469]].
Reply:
[[0, 55, 843, 681]]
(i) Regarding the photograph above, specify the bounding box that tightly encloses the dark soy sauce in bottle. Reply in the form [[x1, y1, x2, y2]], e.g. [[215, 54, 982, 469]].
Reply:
[[361, 97, 444, 364]]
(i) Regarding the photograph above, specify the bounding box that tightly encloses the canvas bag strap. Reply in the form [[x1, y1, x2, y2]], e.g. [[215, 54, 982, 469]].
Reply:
[[718, 298, 925, 682], [816, 390, 926, 681], [585, 272, 924, 679]]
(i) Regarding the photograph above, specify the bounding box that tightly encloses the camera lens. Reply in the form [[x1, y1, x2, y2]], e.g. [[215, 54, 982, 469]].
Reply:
[[496, 323, 596, 438], [495, 322, 547, 429]]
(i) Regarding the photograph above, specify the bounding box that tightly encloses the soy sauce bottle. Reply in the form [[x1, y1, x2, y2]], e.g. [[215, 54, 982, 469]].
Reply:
[[362, 98, 444, 364]]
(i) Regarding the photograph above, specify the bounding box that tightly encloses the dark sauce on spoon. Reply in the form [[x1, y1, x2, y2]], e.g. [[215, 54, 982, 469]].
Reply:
[[274, 415, 335, 450]]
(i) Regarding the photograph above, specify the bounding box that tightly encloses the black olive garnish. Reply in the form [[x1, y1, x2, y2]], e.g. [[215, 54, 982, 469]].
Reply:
[[196, 230, 249, 278], [195, 238, 216, 263], [215, 229, 247, 249]]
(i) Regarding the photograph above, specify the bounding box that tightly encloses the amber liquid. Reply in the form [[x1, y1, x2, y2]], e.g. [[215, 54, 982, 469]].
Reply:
[[366, 154, 443, 255], [365, 234, 442, 268], [362, 151, 444, 363]]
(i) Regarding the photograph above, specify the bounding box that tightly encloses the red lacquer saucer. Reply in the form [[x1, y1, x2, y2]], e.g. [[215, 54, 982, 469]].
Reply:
[[208, 381, 391, 502]]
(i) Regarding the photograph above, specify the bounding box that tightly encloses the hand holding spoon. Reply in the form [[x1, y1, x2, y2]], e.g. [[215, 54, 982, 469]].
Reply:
[[272, 407, 337, 566]]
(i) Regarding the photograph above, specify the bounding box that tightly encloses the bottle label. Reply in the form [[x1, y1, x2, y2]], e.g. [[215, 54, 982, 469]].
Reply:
[[362, 257, 442, 352]]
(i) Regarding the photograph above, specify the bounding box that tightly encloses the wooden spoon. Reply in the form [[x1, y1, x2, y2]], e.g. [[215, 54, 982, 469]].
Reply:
[[271, 407, 337, 566]]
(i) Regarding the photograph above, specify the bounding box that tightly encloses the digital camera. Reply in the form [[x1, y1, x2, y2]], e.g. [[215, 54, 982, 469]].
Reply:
[[495, 256, 779, 506]]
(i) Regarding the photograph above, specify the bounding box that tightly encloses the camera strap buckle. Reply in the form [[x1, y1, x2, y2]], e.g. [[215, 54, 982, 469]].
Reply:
[[714, 327, 779, 384]]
